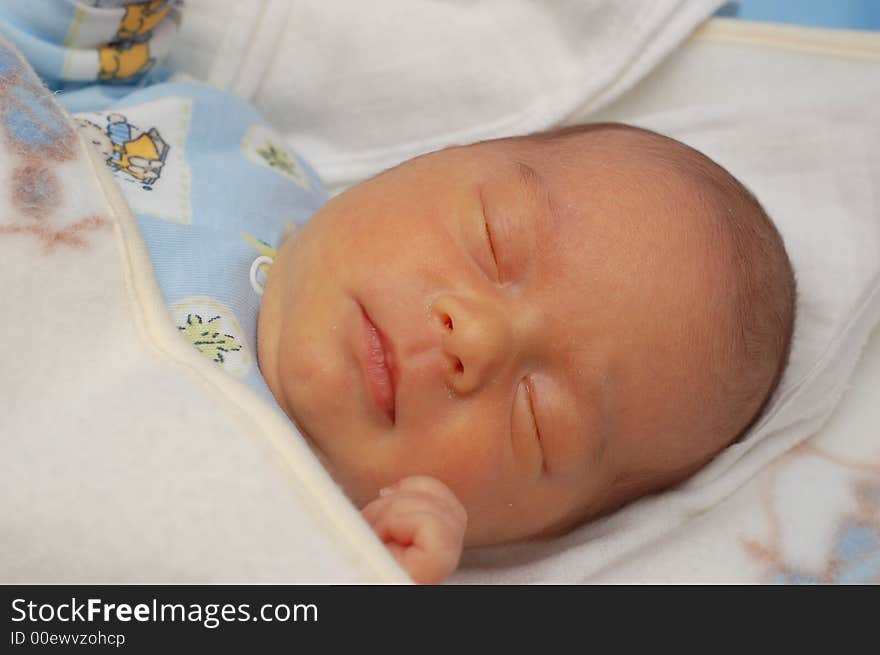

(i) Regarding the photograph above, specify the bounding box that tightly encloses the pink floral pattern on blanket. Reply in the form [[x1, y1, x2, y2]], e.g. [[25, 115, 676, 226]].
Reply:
[[0, 41, 109, 251]]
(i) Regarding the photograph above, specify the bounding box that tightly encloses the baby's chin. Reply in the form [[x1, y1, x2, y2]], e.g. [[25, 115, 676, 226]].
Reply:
[[263, 359, 386, 507]]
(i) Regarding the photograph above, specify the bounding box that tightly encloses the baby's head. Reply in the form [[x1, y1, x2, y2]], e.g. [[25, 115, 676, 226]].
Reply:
[[258, 123, 796, 546]]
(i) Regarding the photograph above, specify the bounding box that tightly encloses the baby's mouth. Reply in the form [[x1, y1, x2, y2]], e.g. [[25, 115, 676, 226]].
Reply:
[[358, 303, 398, 425]]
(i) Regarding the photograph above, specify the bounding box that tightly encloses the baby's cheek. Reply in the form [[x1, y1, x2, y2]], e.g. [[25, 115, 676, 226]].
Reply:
[[405, 411, 509, 511]]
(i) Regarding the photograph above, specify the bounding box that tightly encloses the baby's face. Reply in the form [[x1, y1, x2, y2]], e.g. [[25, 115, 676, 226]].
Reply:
[[259, 133, 726, 546]]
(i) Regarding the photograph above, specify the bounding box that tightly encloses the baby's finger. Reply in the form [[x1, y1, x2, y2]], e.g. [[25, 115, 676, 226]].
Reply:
[[361, 491, 450, 541], [382, 476, 467, 526], [362, 491, 463, 538], [371, 509, 462, 584], [371, 504, 463, 555]]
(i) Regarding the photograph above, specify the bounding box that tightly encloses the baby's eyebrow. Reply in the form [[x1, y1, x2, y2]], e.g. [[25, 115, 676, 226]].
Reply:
[[512, 160, 557, 227], [513, 161, 545, 198]]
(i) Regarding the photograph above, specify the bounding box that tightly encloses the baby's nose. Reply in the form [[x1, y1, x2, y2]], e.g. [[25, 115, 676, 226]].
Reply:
[[432, 295, 513, 395]]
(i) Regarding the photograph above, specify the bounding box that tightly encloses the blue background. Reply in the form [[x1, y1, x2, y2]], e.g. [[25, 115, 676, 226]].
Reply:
[[716, 0, 880, 30]]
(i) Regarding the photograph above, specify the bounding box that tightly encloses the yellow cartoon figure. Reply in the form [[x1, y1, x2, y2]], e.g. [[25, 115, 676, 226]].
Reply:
[[103, 114, 168, 188], [98, 41, 152, 81], [117, 0, 171, 41], [111, 128, 167, 184], [98, 0, 172, 81]]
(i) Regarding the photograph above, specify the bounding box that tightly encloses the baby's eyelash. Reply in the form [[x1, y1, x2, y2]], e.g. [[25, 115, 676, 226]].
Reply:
[[483, 216, 500, 277], [523, 377, 546, 474], [476, 185, 506, 283]]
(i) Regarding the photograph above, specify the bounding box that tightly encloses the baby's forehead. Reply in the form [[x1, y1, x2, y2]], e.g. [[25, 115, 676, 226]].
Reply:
[[521, 126, 703, 194], [494, 132, 724, 337], [502, 134, 716, 252]]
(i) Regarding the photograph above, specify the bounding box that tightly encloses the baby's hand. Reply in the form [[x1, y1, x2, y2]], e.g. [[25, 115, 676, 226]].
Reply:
[[361, 476, 467, 584]]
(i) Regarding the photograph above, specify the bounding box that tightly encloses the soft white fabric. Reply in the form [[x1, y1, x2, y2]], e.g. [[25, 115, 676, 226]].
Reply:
[[171, 0, 726, 193], [454, 21, 880, 583]]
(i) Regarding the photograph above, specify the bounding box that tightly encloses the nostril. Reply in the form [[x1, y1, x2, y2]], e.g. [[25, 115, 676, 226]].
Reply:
[[453, 357, 463, 374], [443, 314, 454, 330]]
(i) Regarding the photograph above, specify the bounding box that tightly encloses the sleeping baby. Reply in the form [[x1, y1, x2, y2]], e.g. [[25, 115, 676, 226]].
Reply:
[[1, 2, 795, 584], [257, 123, 797, 582]]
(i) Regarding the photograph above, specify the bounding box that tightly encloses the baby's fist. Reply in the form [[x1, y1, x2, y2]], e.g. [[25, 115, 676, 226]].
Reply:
[[361, 476, 467, 584]]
